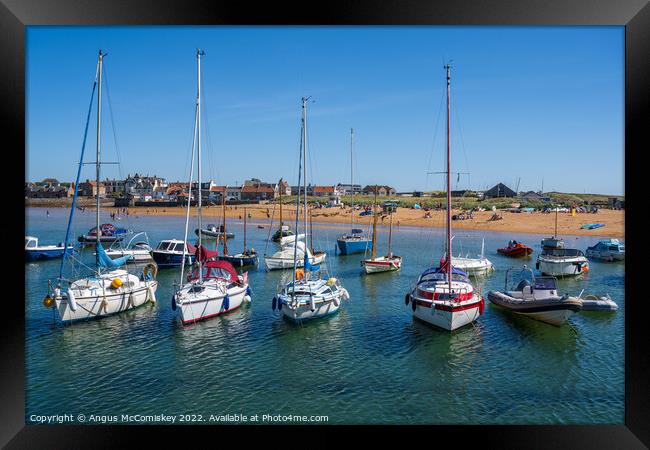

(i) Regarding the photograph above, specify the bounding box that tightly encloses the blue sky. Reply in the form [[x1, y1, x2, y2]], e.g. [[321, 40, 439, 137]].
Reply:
[[26, 26, 624, 195]]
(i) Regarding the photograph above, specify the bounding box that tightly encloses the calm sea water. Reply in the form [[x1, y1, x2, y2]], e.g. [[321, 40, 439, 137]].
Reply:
[[25, 207, 624, 424]]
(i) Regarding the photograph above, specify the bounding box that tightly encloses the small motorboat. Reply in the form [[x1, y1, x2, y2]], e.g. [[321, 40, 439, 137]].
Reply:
[[336, 228, 371, 255], [264, 241, 326, 271], [536, 247, 589, 277], [151, 239, 196, 268], [219, 250, 259, 268], [104, 232, 154, 263], [272, 225, 294, 242], [78, 223, 128, 243], [578, 293, 618, 312], [25, 236, 73, 261], [195, 224, 234, 240], [585, 239, 625, 262], [280, 233, 306, 247], [497, 240, 534, 257], [487, 267, 582, 326]]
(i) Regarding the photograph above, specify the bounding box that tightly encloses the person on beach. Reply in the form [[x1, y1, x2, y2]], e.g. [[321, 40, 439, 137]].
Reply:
[[46, 210, 50, 217]]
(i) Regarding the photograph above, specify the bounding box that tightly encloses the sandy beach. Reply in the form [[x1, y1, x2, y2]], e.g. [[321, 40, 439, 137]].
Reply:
[[101, 203, 624, 239]]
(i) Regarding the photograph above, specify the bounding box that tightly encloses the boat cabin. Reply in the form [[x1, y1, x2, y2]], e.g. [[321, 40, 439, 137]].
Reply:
[[541, 248, 585, 257], [589, 239, 624, 253], [505, 267, 559, 299], [25, 236, 38, 249], [155, 239, 193, 254]]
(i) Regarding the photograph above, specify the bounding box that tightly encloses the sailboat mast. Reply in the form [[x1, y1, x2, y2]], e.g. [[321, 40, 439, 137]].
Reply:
[[243, 207, 247, 252], [222, 190, 228, 255], [445, 63, 452, 286], [197, 49, 204, 283], [291, 98, 306, 292], [95, 50, 104, 272], [303, 99, 309, 252], [371, 188, 378, 260], [388, 207, 393, 256], [350, 128, 354, 231], [279, 177, 283, 226]]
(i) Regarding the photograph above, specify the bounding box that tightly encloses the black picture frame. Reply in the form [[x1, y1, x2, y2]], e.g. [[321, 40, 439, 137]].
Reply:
[[4, 0, 647, 447]]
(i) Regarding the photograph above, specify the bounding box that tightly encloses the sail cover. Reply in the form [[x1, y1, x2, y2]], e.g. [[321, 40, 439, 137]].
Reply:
[[195, 244, 219, 262], [97, 242, 132, 268]]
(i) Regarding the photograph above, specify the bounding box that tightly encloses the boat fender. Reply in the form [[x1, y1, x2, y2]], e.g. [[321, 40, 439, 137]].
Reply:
[[147, 286, 156, 304], [67, 289, 77, 312], [405, 293, 410, 305], [411, 298, 417, 311], [246, 286, 252, 297], [101, 298, 109, 314], [309, 297, 316, 312], [43, 295, 54, 308], [535, 262, 540, 270], [272, 297, 277, 311], [127, 292, 135, 309], [278, 297, 283, 310], [223, 294, 230, 311], [333, 297, 339, 307], [479, 297, 485, 315], [244, 295, 252, 303], [171, 294, 177, 311]]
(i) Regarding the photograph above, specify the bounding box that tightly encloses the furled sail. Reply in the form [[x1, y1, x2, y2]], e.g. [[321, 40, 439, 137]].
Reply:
[[97, 242, 131, 268]]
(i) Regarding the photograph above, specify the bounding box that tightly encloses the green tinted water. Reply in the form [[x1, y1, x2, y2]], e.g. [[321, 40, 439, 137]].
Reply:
[[25, 207, 624, 424]]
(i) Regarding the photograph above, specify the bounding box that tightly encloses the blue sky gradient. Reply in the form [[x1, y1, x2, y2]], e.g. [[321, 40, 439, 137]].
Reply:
[[26, 26, 624, 195]]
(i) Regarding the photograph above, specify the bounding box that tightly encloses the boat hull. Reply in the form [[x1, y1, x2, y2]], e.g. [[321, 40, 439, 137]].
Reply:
[[194, 228, 234, 239], [497, 247, 533, 257], [362, 256, 402, 274], [152, 251, 195, 269], [536, 256, 589, 277], [218, 253, 259, 268], [54, 281, 158, 322], [337, 238, 370, 255], [264, 252, 326, 271], [411, 297, 483, 331], [281, 298, 341, 322], [25, 247, 72, 261], [487, 290, 582, 326], [78, 235, 124, 244], [105, 249, 153, 263], [585, 250, 624, 262], [452, 259, 494, 276], [175, 284, 248, 324]]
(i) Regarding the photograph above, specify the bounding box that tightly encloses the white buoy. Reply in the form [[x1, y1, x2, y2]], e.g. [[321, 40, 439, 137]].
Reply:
[[147, 286, 156, 304], [66, 289, 77, 311]]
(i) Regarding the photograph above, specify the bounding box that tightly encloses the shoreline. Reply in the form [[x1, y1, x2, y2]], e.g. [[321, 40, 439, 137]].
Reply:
[[28, 204, 624, 239]]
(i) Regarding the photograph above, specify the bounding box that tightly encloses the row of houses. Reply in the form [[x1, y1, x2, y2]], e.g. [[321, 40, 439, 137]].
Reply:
[[26, 175, 398, 202], [31, 177, 587, 206]]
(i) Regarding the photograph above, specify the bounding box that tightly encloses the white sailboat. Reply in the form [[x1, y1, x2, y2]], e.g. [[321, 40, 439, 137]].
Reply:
[[536, 205, 589, 277], [451, 238, 494, 276], [361, 188, 402, 274], [405, 64, 484, 331], [44, 50, 158, 322], [171, 49, 251, 325], [272, 96, 349, 322]]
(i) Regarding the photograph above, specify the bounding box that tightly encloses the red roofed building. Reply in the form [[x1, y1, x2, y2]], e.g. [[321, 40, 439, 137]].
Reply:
[[241, 184, 276, 201], [310, 185, 335, 197]]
